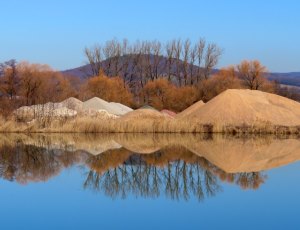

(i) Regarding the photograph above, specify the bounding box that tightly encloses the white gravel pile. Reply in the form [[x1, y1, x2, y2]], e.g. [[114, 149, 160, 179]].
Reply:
[[60, 97, 83, 111], [83, 97, 132, 116], [109, 102, 133, 114], [14, 97, 133, 120]]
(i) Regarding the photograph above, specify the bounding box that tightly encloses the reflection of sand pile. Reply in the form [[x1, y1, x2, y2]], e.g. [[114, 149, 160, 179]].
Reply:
[[113, 133, 300, 173], [185, 136, 300, 173], [6, 133, 122, 155], [1, 133, 300, 174], [184, 89, 300, 129]]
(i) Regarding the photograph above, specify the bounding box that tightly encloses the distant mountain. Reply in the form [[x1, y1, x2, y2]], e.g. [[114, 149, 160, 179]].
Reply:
[[62, 64, 92, 79], [62, 55, 300, 87], [267, 72, 300, 87]]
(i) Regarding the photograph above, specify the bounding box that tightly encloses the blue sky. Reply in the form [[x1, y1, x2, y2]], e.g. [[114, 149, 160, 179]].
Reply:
[[0, 0, 299, 72]]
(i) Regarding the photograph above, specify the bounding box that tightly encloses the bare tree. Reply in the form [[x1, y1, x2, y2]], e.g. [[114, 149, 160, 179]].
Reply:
[[151, 40, 162, 79], [165, 40, 175, 81], [183, 39, 191, 85], [203, 43, 222, 79], [189, 45, 197, 84], [84, 45, 102, 76], [174, 39, 182, 86], [196, 39, 206, 82]]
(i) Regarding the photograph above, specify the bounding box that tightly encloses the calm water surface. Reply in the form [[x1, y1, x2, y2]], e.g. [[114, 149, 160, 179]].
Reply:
[[0, 133, 300, 230]]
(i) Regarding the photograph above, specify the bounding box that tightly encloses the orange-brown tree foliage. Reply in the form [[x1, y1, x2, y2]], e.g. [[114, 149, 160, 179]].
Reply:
[[197, 62, 276, 102], [17, 62, 75, 105], [237, 60, 274, 91], [197, 66, 243, 102], [82, 73, 133, 106], [141, 78, 198, 112]]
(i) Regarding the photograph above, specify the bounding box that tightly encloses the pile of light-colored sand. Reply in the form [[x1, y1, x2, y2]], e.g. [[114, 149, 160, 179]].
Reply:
[[60, 97, 83, 111], [176, 100, 204, 119], [119, 109, 167, 122], [7, 134, 122, 155], [113, 109, 172, 132], [82, 97, 132, 116], [185, 89, 300, 128], [110, 102, 133, 114]]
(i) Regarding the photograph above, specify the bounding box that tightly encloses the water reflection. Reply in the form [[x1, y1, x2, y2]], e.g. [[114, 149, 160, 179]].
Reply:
[[0, 133, 299, 200]]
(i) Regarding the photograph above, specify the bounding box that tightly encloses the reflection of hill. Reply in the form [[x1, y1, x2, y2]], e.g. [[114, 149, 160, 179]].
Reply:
[[1, 133, 299, 199]]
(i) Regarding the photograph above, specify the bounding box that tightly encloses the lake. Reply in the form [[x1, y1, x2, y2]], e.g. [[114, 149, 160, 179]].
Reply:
[[0, 133, 300, 230]]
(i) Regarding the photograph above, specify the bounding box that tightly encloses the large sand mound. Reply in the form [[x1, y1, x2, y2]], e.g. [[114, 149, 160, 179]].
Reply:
[[176, 100, 204, 119], [185, 89, 300, 127]]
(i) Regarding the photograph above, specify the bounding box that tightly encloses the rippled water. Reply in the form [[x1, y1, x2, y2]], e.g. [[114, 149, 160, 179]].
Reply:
[[0, 133, 300, 229]]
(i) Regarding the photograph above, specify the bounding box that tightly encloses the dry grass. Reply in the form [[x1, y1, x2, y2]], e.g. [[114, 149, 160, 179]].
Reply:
[[1, 114, 300, 134]]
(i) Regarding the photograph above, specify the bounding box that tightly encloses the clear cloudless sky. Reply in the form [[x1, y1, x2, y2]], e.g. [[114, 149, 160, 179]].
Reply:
[[0, 0, 299, 72]]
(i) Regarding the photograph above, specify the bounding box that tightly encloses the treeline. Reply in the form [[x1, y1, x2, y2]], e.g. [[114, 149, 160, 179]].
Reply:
[[0, 61, 77, 116], [1, 38, 300, 116]]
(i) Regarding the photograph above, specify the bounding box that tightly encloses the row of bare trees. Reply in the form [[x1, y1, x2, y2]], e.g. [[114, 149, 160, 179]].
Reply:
[[84, 38, 222, 90]]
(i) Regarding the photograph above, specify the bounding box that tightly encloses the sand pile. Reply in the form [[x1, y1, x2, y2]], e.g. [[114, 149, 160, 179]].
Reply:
[[14, 96, 133, 121], [113, 109, 172, 132], [176, 100, 204, 119], [60, 97, 83, 111], [183, 89, 300, 130], [82, 97, 132, 116], [109, 102, 133, 114], [119, 109, 167, 121]]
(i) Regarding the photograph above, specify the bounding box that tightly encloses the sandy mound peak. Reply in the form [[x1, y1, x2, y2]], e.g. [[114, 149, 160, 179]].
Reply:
[[60, 97, 83, 110], [176, 100, 204, 119], [83, 97, 119, 115], [109, 102, 133, 114], [82, 97, 132, 116], [186, 89, 300, 127]]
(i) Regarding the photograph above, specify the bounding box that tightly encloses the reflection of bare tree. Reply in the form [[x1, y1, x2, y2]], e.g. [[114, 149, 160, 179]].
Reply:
[[84, 147, 266, 201]]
